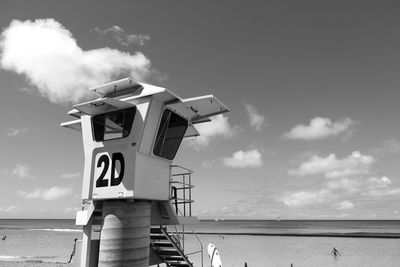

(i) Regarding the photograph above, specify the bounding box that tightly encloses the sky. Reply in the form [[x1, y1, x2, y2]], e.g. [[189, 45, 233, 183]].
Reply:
[[1, 0, 400, 219]]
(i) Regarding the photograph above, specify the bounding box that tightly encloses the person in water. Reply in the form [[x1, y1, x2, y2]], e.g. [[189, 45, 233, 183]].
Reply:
[[1, 235, 6, 240], [332, 247, 341, 257]]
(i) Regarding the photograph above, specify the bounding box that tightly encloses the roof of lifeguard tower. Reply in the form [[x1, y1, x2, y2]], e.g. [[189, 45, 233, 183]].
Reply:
[[61, 78, 230, 134]]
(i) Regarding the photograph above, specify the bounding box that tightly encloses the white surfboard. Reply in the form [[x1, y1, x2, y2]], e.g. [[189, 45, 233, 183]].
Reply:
[[207, 243, 222, 267]]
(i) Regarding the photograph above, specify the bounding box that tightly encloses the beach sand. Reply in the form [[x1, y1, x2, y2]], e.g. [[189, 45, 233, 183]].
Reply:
[[1, 233, 399, 266], [185, 234, 400, 267]]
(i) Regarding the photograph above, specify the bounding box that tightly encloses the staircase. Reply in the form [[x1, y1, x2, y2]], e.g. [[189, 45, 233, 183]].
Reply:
[[149, 165, 203, 267], [150, 226, 193, 267]]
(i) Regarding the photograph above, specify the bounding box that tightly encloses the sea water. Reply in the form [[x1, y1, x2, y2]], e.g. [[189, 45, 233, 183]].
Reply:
[[0, 219, 399, 266]]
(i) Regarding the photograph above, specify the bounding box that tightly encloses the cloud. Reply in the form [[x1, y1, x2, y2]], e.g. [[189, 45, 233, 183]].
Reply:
[[363, 176, 400, 197], [244, 104, 265, 131], [333, 200, 354, 210], [185, 115, 237, 150], [372, 138, 400, 156], [279, 189, 334, 208], [60, 172, 81, 179], [326, 178, 361, 194], [0, 19, 152, 104], [0, 206, 19, 213], [218, 204, 259, 217], [93, 25, 150, 46], [10, 164, 33, 179], [17, 186, 72, 200], [289, 151, 375, 178], [283, 117, 354, 140], [6, 127, 28, 136], [223, 149, 263, 169]]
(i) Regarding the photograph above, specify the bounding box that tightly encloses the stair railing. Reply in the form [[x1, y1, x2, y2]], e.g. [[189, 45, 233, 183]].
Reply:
[[169, 165, 203, 267], [170, 165, 194, 217]]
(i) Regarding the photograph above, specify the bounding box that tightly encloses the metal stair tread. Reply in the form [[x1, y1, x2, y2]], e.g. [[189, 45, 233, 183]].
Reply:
[[150, 225, 195, 267], [150, 234, 168, 240], [151, 242, 174, 247], [169, 263, 192, 267], [164, 256, 185, 262], [157, 250, 181, 256], [150, 227, 163, 233]]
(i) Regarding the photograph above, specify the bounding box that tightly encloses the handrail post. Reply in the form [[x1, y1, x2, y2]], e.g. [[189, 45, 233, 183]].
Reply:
[[183, 174, 186, 217], [189, 173, 192, 217]]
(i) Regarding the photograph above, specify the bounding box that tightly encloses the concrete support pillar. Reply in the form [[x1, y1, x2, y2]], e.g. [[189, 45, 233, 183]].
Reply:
[[98, 200, 151, 267]]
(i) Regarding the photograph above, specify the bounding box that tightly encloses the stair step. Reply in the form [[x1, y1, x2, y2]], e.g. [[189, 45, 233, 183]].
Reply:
[[150, 227, 163, 234], [150, 237, 168, 241], [158, 250, 181, 256], [163, 256, 185, 261], [151, 242, 174, 247]]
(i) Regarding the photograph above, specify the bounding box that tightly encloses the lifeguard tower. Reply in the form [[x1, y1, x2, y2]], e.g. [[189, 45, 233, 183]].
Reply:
[[61, 78, 229, 267]]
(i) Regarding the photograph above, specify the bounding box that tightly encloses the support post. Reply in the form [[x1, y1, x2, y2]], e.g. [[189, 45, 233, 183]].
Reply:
[[80, 223, 92, 267], [98, 200, 151, 267]]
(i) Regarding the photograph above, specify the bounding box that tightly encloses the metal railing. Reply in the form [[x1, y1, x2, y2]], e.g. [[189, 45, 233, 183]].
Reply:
[[170, 165, 194, 217], [169, 165, 203, 267], [168, 217, 203, 267]]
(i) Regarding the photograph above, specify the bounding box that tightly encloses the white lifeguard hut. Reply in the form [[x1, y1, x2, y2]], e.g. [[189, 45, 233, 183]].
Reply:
[[61, 78, 229, 267]]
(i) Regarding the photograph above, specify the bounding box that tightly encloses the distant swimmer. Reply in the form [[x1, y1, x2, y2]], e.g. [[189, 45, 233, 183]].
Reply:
[[1, 235, 6, 240], [218, 235, 224, 240], [332, 247, 341, 257]]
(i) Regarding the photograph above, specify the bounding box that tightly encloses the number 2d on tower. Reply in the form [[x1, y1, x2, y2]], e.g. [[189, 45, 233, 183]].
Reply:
[[95, 152, 125, 188]]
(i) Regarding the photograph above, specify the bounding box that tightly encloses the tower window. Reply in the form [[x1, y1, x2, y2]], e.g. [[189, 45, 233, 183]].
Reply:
[[154, 109, 188, 160], [92, 107, 136, 141]]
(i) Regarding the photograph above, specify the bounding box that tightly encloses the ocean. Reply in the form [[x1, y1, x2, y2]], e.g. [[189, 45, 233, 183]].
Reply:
[[0, 219, 399, 266]]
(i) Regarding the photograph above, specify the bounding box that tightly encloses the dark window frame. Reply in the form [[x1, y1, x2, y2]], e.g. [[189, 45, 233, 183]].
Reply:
[[153, 109, 188, 160], [92, 107, 136, 142]]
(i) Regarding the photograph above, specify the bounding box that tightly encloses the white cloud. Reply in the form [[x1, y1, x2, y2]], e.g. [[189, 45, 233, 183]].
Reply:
[[372, 138, 400, 156], [0, 206, 19, 213], [218, 204, 258, 217], [289, 151, 375, 178], [93, 25, 150, 46], [279, 189, 334, 207], [185, 115, 237, 150], [222, 149, 263, 169], [326, 178, 361, 194], [0, 19, 152, 104], [10, 164, 32, 179], [333, 200, 354, 210], [366, 176, 392, 188], [363, 176, 400, 197], [6, 127, 28, 136], [283, 117, 354, 140], [17, 186, 72, 200], [244, 104, 265, 131], [60, 172, 81, 179]]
